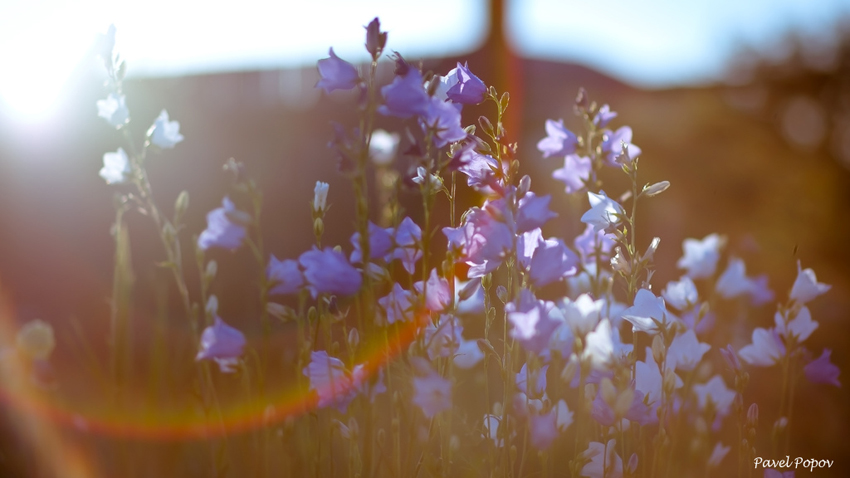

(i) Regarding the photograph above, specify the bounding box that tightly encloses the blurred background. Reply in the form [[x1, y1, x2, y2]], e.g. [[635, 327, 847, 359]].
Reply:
[[1, 0, 849, 476]]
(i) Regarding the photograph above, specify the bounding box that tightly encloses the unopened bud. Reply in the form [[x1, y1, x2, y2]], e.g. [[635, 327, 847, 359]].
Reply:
[[773, 417, 788, 435], [205, 260, 217, 280], [611, 247, 631, 274], [651, 335, 666, 365], [313, 181, 329, 213], [746, 403, 758, 429], [348, 328, 360, 350], [496, 285, 508, 304], [643, 237, 661, 262], [518, 175, 531, 197], [662, 368, 677, 395], [643, 181, 670, 197], [627, 453, 639, 474], [174, 190, 189, 220], [458, 278, 481, 302], [732, 393, 744, 415], [575, 88, 589, 112], [205, 295, 219, 317], [314, 217, 324, 238]]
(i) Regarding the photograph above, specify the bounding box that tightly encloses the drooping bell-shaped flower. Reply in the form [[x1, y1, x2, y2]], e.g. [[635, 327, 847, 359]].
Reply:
[[148, 109, 184, 149], [789, 260, 831, 304], [97, 93, 129, 128], [299, 247, 362, 297], [196, 316, 246, 373], [198, 197, 249, 251], [445, 62, 487, 105], [803, 349, 841, 387], [316, 48, 360, 93], [676, 234, 723, 279], [100, 147, 132, 185], [552, 154, 592, 194], [581, 191, 625, 232], [267, 255, 304, 295], [537, 119, 577, 158]]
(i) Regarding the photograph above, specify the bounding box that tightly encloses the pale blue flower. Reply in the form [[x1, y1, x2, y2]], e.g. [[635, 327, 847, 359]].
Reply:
[[537, 119, 577, 158], [316, 48, 359, 93], [676, 234, 722, 279], [552, 154, 592, 194], [96, 93, 129, 128], [267, 255, 304, 295], [148, 109, 184, 149], [738, 327, 785, 366], [299, 247, 362, 297], [581, 191, 625, 232], [803, 349, 840, 387], [198, 197, 248, 251], [413, 371, 452, 418], [100, 147, 131, 184], [196, 316, 246, 373], [790, 260, 831, 304]]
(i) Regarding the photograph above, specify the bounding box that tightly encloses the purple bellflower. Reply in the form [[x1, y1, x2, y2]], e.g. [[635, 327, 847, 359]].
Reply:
[[445, 62, 487, 105], [316, 48, 360, 93], [738, 328, 785, 367], [385, 216, 423, 274], [677, 234, 723, 279], [378, 283, 415, 325], [790, 260, 831, 304], [198, 197, 249, 251], [803, 349, 841, 387], [413, 371, 452, 418], [552, 154, 592, 194], [303, 351, 357, 412], [600, 126, 641, 166], [299, 247, 362, 297], [267, 255, 304, 295], [414, 269, 451, 312], [378, 60, 430, 118], [506, 290, 561, 354], [350, 221, 393, 264], [537, 119, 578, 158], [196, 316, 246, 373]]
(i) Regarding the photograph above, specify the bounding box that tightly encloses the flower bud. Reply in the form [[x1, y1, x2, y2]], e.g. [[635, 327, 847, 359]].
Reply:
[[16, 320, 55, 361], [313, 181, 329, 213], [575, 88, 589, 112], [643, 180, 670, 197], [611, 247, 631, 274], [518, 175, 531, 197], [205, 260, 218, 281], [651, 335, 666, 366], [348, 328, 360, 351], [205, 295, 219, 317], [643, 237, 661, 263], [364, 17, 387, 60], [458, 278, 481, 302], [496, 285, 508, 304], [746, 403, 758, 429], [627, 453, 639, 474], [773, 417, 788, 435], [662, 368, 677, 395], [174, 190, 189, 220]]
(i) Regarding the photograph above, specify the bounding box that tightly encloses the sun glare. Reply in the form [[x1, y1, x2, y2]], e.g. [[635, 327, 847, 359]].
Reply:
[[0, 12, 95, 122]]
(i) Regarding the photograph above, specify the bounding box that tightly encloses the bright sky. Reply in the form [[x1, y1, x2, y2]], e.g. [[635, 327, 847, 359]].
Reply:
[[0, 0, 847, 120]]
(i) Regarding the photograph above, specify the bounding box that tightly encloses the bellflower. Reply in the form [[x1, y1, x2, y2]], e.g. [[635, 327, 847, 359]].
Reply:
[[413, 371, 452, 418], [267, 255, 304, 295], [350, 221, 393, 264], [593, 104, 617, 127], [803, 349, 841, 387], [677, 234, 723, 279], [622, 289, 677, 334], [600, 126, 641, 166], [421, 96, 467, 148], [583, 319, 633, 370], [580, 440, 623, 478], [378, 64, 430, 118], [789, 260, 831, 304], [635, 347, 681, 406], [574, 223, 615, 264], [316, 48, 359, 93], [378, 283, 414, 325], [552, 154, 592, 194], [445, 62, 487, 105], [386, 217, 423, 274], [364, 17, 387, 59], [560, 293, 604, 338], [455, 278, 485, 315], [148, 110, 184, 149], [483, 414, 504, 447], [455, 148, 505, 195], [414, 269, 451, 312], [516, 192, 557, 234], [198, 197, 249, 251], [662, 276, 698, 311], [423, 314, 463, 360], [707, 442, 731, 468], [738, 328, 786, 366], [516, 363, 549, 399], [716, 257, 755, 299], [96, 93, 129, 128], [299, 247, 362, 297], [774, 307, 818, 343], [351, 363, 387, 402], [196, 316, 246, 373], [581, 191, 625, 232], [528, 238, 579, 287], [693, 375, 736, 416], [537, 119, 577, 158], [453, 338, 484, 369], [529, 408, 559, 450], [303, 351, 356, 412], [506, 290, 560, 354], [100, 147, 131, 184], [313, 181, 329, 213], [667, 330, 710, 372]]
